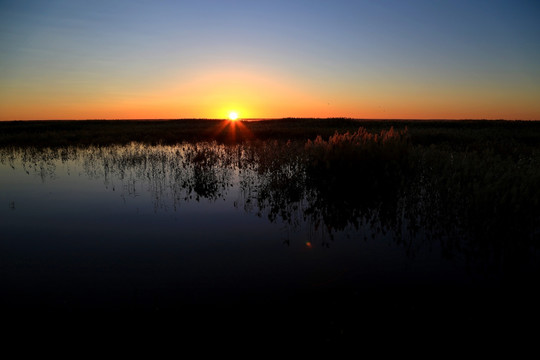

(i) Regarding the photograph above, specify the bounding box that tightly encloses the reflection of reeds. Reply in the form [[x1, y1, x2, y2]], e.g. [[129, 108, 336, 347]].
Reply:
[[1, 128, 539, 274], [302, 127, 410, 234]]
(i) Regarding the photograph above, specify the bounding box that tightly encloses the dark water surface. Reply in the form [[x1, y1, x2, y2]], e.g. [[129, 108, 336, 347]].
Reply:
[[1, 143, 539, 333]]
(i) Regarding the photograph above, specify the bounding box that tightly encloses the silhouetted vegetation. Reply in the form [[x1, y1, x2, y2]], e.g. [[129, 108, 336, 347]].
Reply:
[[2, 124, 539, 278], [2, 118, 540, 149], [2, 121, 540, 334]]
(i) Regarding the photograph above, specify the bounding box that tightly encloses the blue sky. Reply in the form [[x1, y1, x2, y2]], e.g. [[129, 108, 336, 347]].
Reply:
[[1, 0, 539, 119]]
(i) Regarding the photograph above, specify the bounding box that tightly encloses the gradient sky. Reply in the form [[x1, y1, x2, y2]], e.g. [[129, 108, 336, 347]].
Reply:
[[1, 0, 539, 120]]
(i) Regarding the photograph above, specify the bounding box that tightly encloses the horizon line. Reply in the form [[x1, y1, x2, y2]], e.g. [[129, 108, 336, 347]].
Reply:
[[2, 117, 539, 122]]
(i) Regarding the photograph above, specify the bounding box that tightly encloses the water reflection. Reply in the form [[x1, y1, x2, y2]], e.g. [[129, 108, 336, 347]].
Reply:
[[1, 140, 538, 278]]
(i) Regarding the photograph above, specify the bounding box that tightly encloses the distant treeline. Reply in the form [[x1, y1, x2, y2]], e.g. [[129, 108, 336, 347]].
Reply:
[[1, 118, 540, 149]]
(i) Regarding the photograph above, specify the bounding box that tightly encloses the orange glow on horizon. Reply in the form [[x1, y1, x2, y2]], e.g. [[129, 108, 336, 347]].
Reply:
[[1, 64, 539, 121], [1, 2, 539, 122]]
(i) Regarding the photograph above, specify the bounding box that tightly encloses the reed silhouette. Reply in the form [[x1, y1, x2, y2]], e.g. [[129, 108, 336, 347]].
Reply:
[[2, 118, 540, 148], [2, 124, 540, 338], [2, 128, 538, 277]]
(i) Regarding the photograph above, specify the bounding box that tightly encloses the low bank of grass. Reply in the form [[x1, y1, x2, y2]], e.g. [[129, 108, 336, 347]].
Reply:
[[1, 118, 539, 150]]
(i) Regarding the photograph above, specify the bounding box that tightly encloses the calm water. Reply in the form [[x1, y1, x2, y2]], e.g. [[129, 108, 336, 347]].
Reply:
[[1, 143, 538, 315]]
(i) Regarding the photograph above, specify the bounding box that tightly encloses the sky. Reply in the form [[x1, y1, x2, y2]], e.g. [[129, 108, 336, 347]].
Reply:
[[1, 0, 539, 120]]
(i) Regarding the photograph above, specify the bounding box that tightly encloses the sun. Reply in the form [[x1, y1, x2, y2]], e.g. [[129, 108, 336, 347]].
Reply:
[[228, 111, 239, 121]]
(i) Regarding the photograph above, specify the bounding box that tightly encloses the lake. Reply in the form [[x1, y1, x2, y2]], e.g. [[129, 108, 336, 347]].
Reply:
[[1, 141, 539, 327]]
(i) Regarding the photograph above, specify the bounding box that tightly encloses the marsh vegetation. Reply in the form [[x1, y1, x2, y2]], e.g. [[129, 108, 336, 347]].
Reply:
[[2, 123, 538, 274], [2, 118, 540, 147], [1, 119, 539, 332]]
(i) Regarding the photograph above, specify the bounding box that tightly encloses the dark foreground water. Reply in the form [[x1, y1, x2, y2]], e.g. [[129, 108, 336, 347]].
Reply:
[[1, 142, 539, 337]]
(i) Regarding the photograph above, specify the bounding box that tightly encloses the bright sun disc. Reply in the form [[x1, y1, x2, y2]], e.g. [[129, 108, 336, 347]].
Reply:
[[228, 112, 238, 121]]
